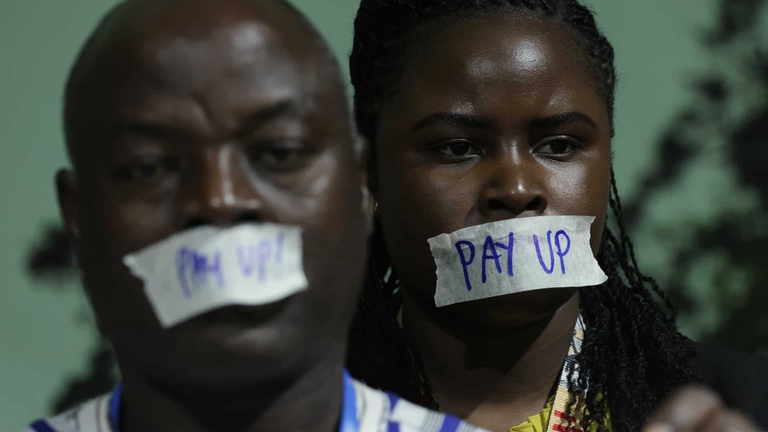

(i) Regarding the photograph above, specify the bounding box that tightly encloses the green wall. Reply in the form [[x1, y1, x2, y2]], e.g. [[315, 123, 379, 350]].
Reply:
[[0, 1, 730, 429]]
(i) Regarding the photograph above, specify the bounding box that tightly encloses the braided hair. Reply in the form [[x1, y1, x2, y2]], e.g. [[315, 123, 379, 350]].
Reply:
[[346, 1, 699, 430]]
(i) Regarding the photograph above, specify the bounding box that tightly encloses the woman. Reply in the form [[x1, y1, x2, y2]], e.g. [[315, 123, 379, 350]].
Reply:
[[345, 1, 768, 431]]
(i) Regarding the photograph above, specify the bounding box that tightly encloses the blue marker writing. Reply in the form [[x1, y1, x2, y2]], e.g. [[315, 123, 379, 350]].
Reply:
[[256, 239, 272, 283], [177, 248, 192, 297], [176, 247, 225, 298], [494, 232, 514, 276], [533, 231, 555, 274], [237, 245, 256, 277], [236, 239, 274, 283], [455, 240, 475, 291], [554, 230, 571, 275], [195, 250, 224, 290], [482, 235, 502, 283]]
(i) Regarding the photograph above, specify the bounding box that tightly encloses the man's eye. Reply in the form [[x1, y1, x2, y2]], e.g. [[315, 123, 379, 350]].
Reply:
[[247, 140, 313, 172], [434, 140, 481, 158], [535, 138, 580, 156], [116, 159, 179, 182], [263, 148, 300, 165]]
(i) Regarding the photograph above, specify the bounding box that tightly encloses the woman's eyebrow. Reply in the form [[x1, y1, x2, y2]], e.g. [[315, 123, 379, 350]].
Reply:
[[410, 111, 598, 132], [529, 111, 598, 130], [411, 112, 495, 132]]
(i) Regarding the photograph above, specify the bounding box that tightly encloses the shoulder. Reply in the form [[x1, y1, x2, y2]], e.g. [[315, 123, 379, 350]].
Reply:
[[24, 393, 112, 432], [694, 342, 768, 427], [352, 379, 489, 432]]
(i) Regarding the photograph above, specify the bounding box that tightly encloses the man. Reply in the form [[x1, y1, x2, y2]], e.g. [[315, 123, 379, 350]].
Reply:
[[27, 0, 486, 431]]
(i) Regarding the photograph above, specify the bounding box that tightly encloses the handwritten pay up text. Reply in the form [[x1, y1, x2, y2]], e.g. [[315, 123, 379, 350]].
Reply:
[[428, 216, 607, 307]]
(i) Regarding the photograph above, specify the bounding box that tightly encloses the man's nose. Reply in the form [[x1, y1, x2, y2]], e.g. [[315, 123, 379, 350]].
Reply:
[[178, 146, 262, 228]]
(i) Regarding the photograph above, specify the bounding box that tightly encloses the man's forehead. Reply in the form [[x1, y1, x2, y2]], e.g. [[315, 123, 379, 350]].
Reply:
[[112, 2, 316, 77], [139, 21, 296, 91], [150, 21, 275, 60], [116, 18, 332, 125], [75, 0, 331, 88], [65, 0, 346, 152], [115, 0, 302, 40]]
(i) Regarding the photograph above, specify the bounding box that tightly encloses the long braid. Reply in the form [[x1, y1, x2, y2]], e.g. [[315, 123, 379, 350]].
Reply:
[[348, 219, 439, 408], [347, 0, 699, 430]]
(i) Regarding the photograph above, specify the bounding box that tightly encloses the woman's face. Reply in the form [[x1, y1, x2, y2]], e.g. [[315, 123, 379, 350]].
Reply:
[[373, 16, 612, 328]]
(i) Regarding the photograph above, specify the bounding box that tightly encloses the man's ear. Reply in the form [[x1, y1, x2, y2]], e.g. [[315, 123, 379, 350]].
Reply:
[[354, 134, 375, 234], [56, 169, 81, 241], [353, 133, 378, 194]]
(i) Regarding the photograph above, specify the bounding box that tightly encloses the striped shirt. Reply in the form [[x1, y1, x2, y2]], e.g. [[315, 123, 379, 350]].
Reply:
[[26, 371, 488, 432]]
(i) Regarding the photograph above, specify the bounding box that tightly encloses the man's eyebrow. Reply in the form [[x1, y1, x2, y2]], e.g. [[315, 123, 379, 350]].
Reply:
[[111, 120, 186, 140], [111, 101, 302, 140], [529, 111, 598, 130], [411, 112, 495, 132]]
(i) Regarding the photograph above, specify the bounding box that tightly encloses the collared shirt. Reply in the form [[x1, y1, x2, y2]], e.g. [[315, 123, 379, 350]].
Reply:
[[26, 371, 488, 432]]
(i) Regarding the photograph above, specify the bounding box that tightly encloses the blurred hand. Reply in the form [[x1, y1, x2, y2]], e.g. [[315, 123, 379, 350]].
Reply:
[[643, 386, 762, 432]]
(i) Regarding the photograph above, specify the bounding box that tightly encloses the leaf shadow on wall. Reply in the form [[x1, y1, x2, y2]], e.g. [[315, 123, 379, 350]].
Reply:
[[621, 0, 768, 355], [27, 225, 117, 413]]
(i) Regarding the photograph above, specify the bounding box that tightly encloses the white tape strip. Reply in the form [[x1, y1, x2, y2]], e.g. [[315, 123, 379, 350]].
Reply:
[[428, 216, 607, 307], [124, 224, 308, 328]]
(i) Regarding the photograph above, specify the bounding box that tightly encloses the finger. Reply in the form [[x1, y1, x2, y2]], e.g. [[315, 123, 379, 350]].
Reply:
[[699, 409, 762, 432], [644, 386, 723, 431]]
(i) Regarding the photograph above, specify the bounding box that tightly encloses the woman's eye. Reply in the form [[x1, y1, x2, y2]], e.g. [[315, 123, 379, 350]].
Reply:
[[435, 140, 481, 158], [536, 138, 580, 157]]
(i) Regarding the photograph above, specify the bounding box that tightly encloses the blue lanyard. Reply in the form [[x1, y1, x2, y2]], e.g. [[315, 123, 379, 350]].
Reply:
[[107, 384, 122, 432], [340, 370, 360, 432], [107, 371, 359, 432]]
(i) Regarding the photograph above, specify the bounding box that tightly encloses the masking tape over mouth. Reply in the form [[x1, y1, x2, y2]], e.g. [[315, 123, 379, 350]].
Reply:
[[124, 224, 308, 328], [428, 216, 607, 307]]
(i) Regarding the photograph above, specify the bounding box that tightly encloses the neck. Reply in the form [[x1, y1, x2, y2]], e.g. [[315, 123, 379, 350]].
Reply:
[[401, 289, 579, 431], [119, 357, 346, 432]]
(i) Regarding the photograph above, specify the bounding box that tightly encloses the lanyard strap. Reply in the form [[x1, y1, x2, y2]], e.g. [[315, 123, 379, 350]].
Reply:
[[107, 384, 122, 432], [340, 370, 360, 432], [545, 315, 588, 432]]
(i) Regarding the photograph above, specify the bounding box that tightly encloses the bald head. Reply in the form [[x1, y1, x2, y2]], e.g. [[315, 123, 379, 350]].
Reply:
[[55, 0, 370, 399], [64, 0, 346, 167]]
